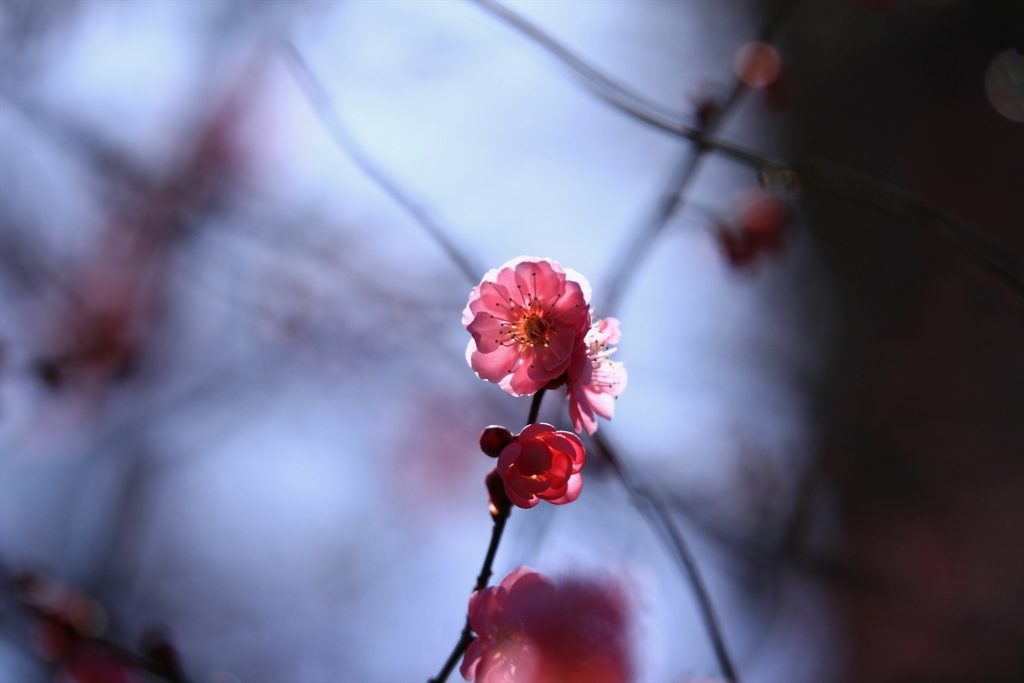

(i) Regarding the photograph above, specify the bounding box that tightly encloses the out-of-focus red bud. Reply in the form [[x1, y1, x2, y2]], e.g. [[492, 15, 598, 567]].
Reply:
[[734, 42, 780, 89], [694, 99, 721, 126], [479, 426, 514, 458], [718, 229, 760, 267], [717, 191, 794, 268], [61, 646, 135, 683], [30, 619, 74, 662], [742, 194, 790, 246]]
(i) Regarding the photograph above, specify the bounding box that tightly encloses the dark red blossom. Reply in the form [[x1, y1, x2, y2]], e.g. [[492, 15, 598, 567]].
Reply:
[[495, 424, 586, 509]]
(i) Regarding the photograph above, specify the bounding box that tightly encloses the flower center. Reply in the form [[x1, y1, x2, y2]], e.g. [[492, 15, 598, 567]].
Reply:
[[520, 313, 550, 345]]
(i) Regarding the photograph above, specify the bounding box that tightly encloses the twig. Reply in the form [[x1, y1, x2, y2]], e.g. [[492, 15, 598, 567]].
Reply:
[[470, 0, 1024, 301], [429, 389, 547, 683], [600, 0, 794, 314], [429, 504, 511, 683], [280, 41, 484, 286], [591, 432, 739, 683], [0, 562, 192, 683], [469, 0, 699, 138], [526, 388, 546, 426]]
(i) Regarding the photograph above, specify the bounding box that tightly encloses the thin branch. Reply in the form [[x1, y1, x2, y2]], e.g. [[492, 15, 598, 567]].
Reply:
[[281, 41, 484, 286], [591, 432, 739, 683], [430, 621, 475, 683], [429, 502, 511, 683], [0, 562, 192, 683], [468, 0, 759, 158], [429, 388, 548, 683], [470, 0, 1024, 301], [600, 0, 795, 314], [470, 0, 693, 132], [526, 387, 547, 425], [601, 150, 705, 316]]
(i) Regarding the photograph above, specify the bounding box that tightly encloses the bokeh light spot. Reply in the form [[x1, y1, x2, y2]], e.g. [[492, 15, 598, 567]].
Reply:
[[734, 42, 780, 88], [985, 48, 1024, 123]]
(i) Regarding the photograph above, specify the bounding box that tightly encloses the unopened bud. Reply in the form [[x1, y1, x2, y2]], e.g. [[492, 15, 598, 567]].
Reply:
[[479, 426, 514, 458]]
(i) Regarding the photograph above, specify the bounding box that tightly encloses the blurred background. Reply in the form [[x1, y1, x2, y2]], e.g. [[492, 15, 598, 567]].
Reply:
[[0, 1, 1020, 682]]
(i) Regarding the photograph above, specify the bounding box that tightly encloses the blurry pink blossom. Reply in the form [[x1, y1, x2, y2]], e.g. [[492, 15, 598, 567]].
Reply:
[[461, 566, 552, 683], [463, 257, 591, 397], [496, 424, 586, 509], [567, 318, 628, 435], [462, 567, 634, 683]]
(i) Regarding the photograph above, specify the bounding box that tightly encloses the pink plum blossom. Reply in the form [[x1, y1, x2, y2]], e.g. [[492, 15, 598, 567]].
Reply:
[[462, 567, 634, 683], [463, 257, 592, 397], [496, 424, 586, 509], [567, 318, 628, 435]]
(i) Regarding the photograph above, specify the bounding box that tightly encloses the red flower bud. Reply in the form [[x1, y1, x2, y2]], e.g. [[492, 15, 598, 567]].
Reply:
[[479, 426, 514, 458]]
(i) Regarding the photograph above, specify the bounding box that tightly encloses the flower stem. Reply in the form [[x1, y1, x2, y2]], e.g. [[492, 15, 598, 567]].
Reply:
[[429, 390, 547, 683], [526, 388, 546, 425]]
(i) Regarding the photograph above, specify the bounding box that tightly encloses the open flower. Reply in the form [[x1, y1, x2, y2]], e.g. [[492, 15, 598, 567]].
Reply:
[[463, 257, 592, 396], [567, 318, 628, 435], [496, 424, 586, 509], [462, 567, 634, 683]]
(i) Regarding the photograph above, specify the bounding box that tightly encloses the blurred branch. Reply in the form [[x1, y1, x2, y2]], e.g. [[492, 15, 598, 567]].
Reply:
[[467, 0, 770, 165], [795, 159, 1024, 298], [600, 0, 794, 315], [0, 84, 156, 194], [0, 562, 191, 683], [590, 432, 739, 683], [470, 0, 1024, 302], [281, 41, 485, 285]]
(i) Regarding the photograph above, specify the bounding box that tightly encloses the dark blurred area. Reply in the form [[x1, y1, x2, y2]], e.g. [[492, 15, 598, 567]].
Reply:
[[785, 0, 1024, 681]]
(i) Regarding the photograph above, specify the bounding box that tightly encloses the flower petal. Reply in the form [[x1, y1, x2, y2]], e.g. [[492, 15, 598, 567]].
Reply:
[[460, 638, 484, 681], [503, 470, 539, 508], [468, 311, 514, 354], [515, 258, 563, 305], [470, 345, 519, 384], [568, 383, 597, 435], [547, 472, 583, 505], [514, 440, 553, 475], [496, 441, 523, 476], [518, 423, 556, 441]]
